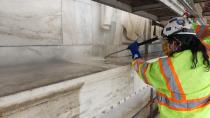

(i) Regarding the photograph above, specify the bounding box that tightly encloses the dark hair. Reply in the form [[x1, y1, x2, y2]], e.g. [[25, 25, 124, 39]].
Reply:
[[168, 34, 210, 71]]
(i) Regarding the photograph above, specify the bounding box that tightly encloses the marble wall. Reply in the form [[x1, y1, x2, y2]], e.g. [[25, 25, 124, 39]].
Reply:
[[0, 1, 157, 117], [0, 0, 162, 66], [0, 0, 62, 45]]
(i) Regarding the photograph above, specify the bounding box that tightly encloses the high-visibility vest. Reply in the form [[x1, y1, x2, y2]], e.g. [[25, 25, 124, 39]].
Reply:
[[192, 23, 210, 56], [132, 50, 210, 118]]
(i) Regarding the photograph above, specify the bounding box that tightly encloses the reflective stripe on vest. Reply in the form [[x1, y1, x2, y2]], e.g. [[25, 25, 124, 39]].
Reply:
[[159, 58, 186, 101], [208, 49, 210, 56], [207, 48, 210, 56], [197, 25, 206, 38], [195, 25, 200, 34], [133, 59, 144, 73], [195, 25, 209, 39], [200, 26, 209, 39], [133, 61, 139, 72], [157, 93, 210, 111], [141, 63, 149, 84]]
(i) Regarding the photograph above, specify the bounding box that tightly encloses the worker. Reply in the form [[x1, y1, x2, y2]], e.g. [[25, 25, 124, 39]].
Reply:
[[128, 17, 210, 118]]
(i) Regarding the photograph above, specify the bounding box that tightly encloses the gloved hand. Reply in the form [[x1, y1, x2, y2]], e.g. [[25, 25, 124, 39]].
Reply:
[[128, 41, 141, 59]]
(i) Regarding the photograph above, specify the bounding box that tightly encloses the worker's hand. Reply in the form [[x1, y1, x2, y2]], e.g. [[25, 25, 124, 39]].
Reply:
[[128, 41, 141, 59]]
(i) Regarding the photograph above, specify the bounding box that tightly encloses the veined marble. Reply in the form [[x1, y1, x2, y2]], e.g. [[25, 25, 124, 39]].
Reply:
[[62, 0, 93, 45], [0, 0, 62, 45]]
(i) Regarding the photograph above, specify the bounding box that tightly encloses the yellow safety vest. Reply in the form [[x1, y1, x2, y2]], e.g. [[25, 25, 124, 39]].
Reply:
[[132, 50, 210, 118]]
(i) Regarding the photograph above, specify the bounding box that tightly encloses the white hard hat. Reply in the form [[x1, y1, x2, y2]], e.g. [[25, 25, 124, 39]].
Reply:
[[163, 17, 196, 37]]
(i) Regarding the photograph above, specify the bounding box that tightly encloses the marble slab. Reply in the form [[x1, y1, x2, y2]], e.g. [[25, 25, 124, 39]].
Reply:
[[0, 0, 62, 45], [62, 0, 93, 45]]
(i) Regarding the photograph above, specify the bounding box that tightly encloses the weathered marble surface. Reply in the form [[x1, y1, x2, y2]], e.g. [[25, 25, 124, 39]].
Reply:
[[0, 0, 62, 45], [0, 0, 162, 67], [0, 46, 63, 67], [62, 0, 117, 46], [0, 66, 151, 118], [0, 0, 159, 117], [0, 45, 126, 68], [62, 0, 93, 45], [0, 60, 107, 97]]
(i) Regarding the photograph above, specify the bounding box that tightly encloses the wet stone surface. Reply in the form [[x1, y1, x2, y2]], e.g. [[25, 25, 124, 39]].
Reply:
[[0, 60, 107, 97]]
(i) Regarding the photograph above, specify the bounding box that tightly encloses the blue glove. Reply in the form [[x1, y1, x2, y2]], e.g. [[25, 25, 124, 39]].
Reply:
[[128, 41, 141, 59]]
